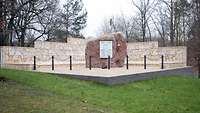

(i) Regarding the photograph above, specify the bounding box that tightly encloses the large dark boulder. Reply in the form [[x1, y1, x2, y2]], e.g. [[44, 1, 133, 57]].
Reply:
[[85, 32, 127, 68]]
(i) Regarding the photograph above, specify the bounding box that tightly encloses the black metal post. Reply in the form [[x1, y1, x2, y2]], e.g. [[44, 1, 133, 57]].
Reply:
[[161, 55, 164, 69], [108, 56, 110, 70], [70, 56, 72, 70], [144, 55, 146, 69], [126, 55, 129, 70], [33, 56, 36, 70], [198, 57, 200, 79], [52, 56, 54, 70], [89, 56, 92, 70]]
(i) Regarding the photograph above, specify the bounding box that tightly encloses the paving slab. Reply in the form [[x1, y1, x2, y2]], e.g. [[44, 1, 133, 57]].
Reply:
[[34, 65, 196, 85]]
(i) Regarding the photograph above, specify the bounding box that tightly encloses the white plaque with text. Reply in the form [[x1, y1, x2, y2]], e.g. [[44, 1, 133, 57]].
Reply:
[[100, 41, 112, 58]]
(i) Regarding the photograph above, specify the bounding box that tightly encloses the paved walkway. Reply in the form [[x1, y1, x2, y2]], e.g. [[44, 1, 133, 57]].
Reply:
[[35, 65, 191, 77], [32, 65, 196, 85]]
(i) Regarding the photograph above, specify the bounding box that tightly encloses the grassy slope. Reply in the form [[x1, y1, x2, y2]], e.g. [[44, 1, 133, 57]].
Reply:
[[0, 81, 110, 113], [0, 68, 200, 113]]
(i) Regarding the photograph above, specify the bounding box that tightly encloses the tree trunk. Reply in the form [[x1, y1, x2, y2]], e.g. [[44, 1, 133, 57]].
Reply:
[[0, 0, 3, 46], [147, 22, 151, 41], [170, 0, 174, 46], [20, 29, 25, 47], [142, 17, 146, 42]]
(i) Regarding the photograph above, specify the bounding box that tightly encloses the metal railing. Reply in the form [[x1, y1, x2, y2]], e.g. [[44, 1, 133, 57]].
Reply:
[[32, 55, 166, 71]]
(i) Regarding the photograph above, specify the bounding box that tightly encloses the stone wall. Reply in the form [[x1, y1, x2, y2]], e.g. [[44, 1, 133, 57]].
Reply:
[[127, 41, 187, 68], [128, 41, 159, 63], [158, 46, 187, 68], [0, 38, 187, 70], [0, 38, 87, 70]]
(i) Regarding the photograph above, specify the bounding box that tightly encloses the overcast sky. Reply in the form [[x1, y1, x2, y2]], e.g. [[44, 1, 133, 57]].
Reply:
[[60, 0, 136, 37]]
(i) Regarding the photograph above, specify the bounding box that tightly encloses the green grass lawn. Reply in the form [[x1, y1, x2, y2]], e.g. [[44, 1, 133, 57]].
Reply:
[[0, 68, 200, 113]]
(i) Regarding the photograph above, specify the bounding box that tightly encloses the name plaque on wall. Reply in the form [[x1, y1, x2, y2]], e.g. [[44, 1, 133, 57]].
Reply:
[[100, 41, 113, 58]]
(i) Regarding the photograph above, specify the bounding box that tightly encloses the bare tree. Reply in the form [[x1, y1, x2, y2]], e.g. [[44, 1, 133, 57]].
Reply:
[[15, 0, 59, 46], [97, 15, 141, 41], [173, 0, 190, 46], [98, 17, 113, 35], [131, 0, 157, 42], [160, 0, 190, 46], [26, 0, 61, 46], [0, 0, 63, 46], [0, 0, 59, 46], [151, 5, 170, 46]]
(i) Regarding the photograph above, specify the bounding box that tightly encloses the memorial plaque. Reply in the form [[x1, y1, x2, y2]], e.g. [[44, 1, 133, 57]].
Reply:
[[100, 41, 112, 58]]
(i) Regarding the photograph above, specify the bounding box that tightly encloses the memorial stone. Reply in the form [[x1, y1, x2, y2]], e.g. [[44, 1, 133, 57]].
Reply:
[[85, 32, 127, 68]]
